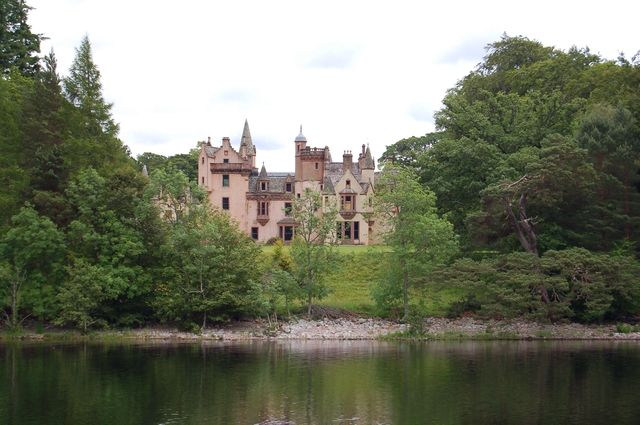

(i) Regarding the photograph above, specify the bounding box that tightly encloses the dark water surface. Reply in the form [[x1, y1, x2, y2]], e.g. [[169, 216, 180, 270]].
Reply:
[[1, 340, 640, 425]]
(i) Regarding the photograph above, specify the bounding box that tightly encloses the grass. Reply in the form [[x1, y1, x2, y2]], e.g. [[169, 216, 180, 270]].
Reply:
[[261, 244, 461, 318]]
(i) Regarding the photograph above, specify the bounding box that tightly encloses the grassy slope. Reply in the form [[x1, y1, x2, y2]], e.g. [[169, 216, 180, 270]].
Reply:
[[262, 245, 460, 317]]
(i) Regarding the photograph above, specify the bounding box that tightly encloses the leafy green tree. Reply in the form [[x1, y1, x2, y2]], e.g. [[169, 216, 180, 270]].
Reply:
[[136, 152, 167, 174], [289, 189, 338, 316], [144, 166, 205, 224], [0, 206, 64, 328], [54, 260, 106, 333], [261, 240, 298, 319], [64, 168, 152, 326], [375, 164, 458, 320], [0, 0, 41, 76], [156, 207, 262, 330], [437, 248, 640, 322], [63, 35, 118, 137]]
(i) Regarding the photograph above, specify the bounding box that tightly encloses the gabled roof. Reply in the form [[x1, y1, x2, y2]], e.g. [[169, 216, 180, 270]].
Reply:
[[203, 145, 220, 157]]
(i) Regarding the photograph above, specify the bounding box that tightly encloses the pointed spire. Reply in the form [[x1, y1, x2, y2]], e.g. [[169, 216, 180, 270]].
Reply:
[[259, 162, 268, 178], [240, 119, 255, 155], [363, 144, 375, 169]]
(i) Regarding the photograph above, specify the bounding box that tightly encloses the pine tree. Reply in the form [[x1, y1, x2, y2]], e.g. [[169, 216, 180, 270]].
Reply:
[[63, 35, 118, 137], [0, 0, 41, 76]]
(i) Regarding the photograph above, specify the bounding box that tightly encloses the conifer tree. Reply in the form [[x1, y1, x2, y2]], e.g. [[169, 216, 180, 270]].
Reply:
[[0, 0, 41, 76], [63, 35, 119, 137]]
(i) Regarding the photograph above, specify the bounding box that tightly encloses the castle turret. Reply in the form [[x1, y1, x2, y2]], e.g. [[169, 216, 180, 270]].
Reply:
[[360, 144, 375, 182], [294, 125, 307, 181]]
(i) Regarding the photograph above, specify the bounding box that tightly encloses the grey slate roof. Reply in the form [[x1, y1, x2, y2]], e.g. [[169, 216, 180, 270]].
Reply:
[[248, 172, 294, 193], [204, 145, 219, 157]]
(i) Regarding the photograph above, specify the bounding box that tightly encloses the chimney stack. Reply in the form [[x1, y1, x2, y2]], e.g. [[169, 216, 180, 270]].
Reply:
[[343, 150, 353, 170]]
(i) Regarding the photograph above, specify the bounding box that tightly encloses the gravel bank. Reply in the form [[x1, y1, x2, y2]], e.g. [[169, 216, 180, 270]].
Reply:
[[107, 317, 640, 341]]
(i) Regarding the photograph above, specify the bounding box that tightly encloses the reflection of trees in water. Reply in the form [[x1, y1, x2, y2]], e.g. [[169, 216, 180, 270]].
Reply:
[[1, 341, 640, 424]]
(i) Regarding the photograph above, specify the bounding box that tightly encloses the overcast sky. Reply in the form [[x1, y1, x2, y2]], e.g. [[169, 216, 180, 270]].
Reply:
[[29, 0, 639, 172]]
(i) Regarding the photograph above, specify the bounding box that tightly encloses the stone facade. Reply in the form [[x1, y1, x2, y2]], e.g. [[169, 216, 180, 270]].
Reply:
[[197, 121, 380, 244]]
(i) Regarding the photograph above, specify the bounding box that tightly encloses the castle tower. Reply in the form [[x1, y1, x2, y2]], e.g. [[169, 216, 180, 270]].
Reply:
[[294, 126, 307, 181]]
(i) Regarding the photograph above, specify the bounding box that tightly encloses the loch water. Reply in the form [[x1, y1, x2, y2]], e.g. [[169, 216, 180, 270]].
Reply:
[[1, 340, 639, 425]]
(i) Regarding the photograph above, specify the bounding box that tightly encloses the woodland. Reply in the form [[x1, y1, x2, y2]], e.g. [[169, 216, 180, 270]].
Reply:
[[1, 1, 639, 332]]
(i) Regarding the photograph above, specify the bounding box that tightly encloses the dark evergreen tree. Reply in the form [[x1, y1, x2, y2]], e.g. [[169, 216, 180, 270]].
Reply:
[[0, 0, 41, 76]]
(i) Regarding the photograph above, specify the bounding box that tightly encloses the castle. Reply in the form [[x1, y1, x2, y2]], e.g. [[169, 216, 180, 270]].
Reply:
[[197, 120, 380, 244]]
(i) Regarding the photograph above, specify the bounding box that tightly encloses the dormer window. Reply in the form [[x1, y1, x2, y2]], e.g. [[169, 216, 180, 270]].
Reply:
[[223, 159, 229, 163], [346, 179, 351, 189], [286, 182, 292, 192], [260, 181, 268, 191]]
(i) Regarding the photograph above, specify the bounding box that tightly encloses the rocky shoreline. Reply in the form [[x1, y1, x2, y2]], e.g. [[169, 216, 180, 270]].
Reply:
[[11, 317, 639, 341]]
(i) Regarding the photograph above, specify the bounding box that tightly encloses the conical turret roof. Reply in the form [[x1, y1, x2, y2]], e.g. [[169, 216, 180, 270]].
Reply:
[[362, 144, 375, 169], [240, 119, 255, 155], [259, 163, 268, 179]]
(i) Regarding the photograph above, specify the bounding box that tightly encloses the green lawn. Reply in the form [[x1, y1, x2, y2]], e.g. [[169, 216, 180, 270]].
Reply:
[[261, 244, 461, 318]]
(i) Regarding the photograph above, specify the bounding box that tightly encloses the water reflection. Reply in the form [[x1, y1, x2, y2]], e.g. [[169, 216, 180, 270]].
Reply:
[[1, 340, 639, 425]]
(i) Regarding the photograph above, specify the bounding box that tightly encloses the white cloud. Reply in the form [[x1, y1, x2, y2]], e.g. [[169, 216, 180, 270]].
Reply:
[[29, 0, 640, 171]]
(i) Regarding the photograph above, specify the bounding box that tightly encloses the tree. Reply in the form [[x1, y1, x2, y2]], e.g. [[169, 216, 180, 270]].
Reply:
[[261, 240, 298, 320], [144, 166, 205, 224], [64, 168, 152, 326], [157, 207, 262, 330], [63, 35, 118, 137], [54, 260, 106, 333], [0, 206, 64, 328], [375, 164, 458, 320], [0, 0, 41, 76], [289, 189, 338, 316], [478, 135, 598, 254]]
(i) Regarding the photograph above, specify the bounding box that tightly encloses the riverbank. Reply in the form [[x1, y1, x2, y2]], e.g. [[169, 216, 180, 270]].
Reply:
[[4, 317, 640, 342]]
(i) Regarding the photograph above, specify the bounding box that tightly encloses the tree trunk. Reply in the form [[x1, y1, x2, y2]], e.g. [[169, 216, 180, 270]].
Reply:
[[505, 193, 538, 256], [307, 292, 312, 317], [402, 269, 409, 321], [202, 311, 207, 331], [10, 271, 20, 329]]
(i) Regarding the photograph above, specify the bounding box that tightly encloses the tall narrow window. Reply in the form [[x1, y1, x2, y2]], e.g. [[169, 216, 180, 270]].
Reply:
[[201, 177, 204, 184], [251, 227, 259, 240], [222, 174, 229, 187], [344, 221, 352, 240], [315, 162, 319, 170], [284, 202, 292, 216], [222, 197, 229, 210], [354, 221, 360, 240], [201, 157, 204, 164], [258, 201, 269, 216], [286, 182, 292, 192], [260, 181, 268, 191], [346, 179, 351, 188]]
